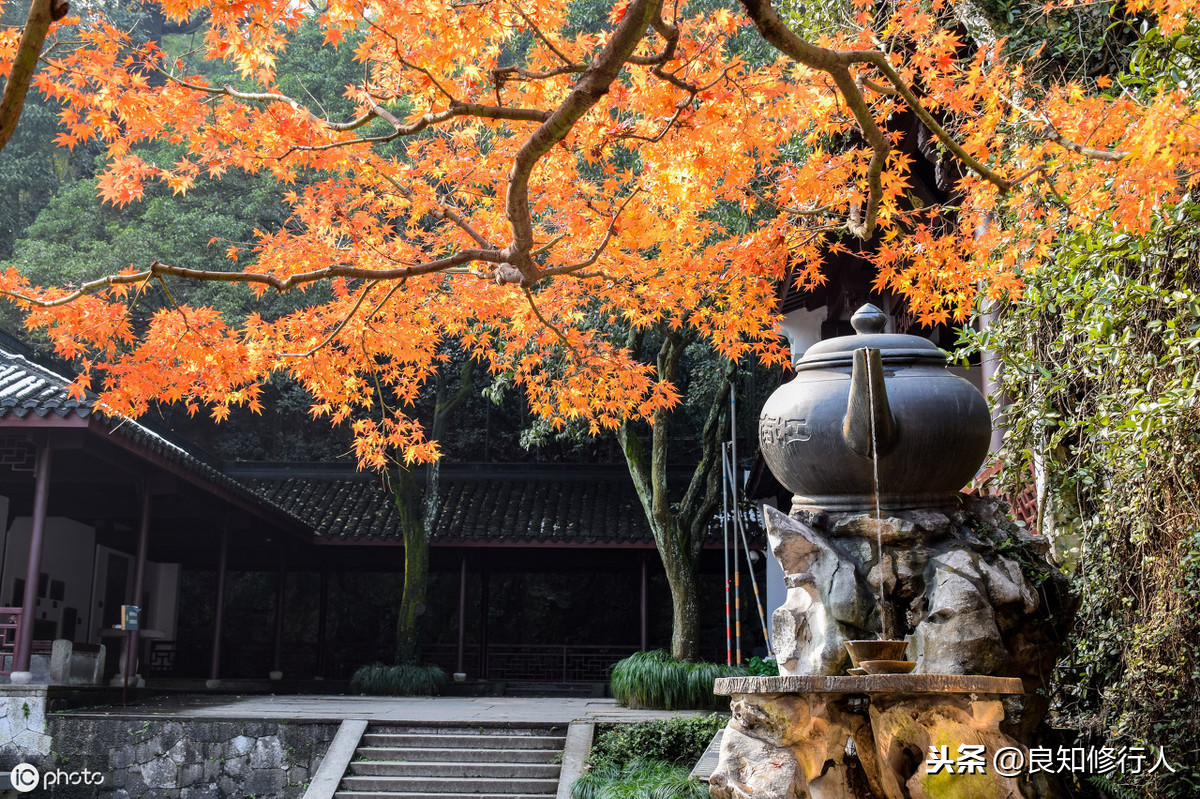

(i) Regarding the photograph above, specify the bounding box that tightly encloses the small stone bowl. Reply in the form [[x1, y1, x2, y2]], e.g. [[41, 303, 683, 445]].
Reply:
[[847, 667, 867, 676], [844, 639, 909, 667], [859, 659, 917, 675]]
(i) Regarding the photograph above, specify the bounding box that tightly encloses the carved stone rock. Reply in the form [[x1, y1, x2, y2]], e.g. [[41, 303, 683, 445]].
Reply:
[[764, 496, 1074, 690], [709, 678, 1033, 799]]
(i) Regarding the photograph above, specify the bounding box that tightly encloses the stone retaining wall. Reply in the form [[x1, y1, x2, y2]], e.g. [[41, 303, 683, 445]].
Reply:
[[1, 715, 340, 798]]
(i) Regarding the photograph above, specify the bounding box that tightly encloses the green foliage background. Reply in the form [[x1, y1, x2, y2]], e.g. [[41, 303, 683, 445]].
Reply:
[[966, 203, 1200, 797]]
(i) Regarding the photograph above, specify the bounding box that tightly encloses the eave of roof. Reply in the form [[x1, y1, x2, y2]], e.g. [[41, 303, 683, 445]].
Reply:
[[0, 349, 310, 536]]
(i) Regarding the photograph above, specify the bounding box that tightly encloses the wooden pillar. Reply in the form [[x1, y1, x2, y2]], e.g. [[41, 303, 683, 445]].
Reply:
[[316, 567, 328, 678], [271, 557, 286, 676], [208, 524, 229, 681], [455, 552, 467, 676], [12, 439, 51, 679], [640, 552, 649, 652], [124, 485, 151, 688], [478, 565, 490, 680]]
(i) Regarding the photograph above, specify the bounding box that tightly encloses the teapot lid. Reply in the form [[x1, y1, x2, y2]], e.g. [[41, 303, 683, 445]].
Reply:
[[796, 304, 946, 371]]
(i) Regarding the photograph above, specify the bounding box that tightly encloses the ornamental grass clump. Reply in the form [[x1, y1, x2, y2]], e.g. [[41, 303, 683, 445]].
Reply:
[[349, 662, 446, 696], [570, 758, 708, 799], [611, 650, 747, 710]]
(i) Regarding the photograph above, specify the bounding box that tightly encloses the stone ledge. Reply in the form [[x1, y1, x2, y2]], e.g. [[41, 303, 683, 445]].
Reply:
[[713, 673, 1025, 696]]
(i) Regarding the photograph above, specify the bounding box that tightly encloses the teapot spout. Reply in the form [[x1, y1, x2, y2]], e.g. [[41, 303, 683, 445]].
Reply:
[[843, 347, 899, 459]]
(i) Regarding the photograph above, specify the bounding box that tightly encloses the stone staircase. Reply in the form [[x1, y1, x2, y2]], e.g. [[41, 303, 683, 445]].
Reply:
[[333, 723, 566, 799]]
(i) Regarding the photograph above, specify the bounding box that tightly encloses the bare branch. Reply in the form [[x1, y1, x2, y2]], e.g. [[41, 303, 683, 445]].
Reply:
[[396, 56, 457, 103], [510, 2, 580, 69], [492, 64, 584, 83], [748, 187, 831, 216], [279, 101, 550, 157], [852, 52, 1014, 192], [523, 287, 578, 355]]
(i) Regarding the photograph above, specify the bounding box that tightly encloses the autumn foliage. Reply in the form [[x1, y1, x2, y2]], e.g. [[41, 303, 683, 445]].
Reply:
[[0, 0, 1197, 462]]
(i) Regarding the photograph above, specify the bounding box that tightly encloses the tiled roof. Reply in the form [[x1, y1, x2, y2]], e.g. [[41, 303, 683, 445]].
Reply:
[[237, 465, 658, 544], [0, 346, 761, 548], [0, 354, 93, 419], [0, 347, 308, 532], [235, 463, 765, 546]]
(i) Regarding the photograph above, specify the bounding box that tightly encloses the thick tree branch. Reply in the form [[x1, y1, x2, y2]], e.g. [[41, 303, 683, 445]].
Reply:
[[2, 250, 504, 308], [504, 0, 663, 280], [0, 0, 69, 154], [739, 0, 1013, 238]]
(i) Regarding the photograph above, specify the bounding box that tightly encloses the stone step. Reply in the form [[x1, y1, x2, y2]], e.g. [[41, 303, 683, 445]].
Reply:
[[348, 761, 560, 779], [368, 725, 566, 737], [334, 793, 555, 799], [360, 733, 564, 750], [338, 775, 560, 794], [354, 745, 559, 763]]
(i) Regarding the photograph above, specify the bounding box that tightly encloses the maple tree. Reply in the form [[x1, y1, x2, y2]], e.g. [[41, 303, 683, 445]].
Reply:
[[2, 0, 1199, 658]]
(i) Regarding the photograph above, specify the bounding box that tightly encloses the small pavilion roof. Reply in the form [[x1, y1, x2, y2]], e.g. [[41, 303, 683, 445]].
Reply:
[[0, 345, 310, 535]]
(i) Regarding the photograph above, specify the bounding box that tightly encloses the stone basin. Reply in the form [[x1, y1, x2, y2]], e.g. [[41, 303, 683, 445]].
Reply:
[[709, 675, 1030, 799]]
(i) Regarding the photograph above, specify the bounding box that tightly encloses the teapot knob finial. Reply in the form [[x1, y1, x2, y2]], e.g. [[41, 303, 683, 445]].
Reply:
[[851, 304, 887, 335]]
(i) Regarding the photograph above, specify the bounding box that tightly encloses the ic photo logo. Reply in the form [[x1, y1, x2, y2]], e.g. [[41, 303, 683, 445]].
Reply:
[[9, 763, 39, 793]]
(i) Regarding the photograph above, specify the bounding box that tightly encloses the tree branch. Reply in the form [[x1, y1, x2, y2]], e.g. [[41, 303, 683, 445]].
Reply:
[[537, 188, 642, 278], [510, 2, 580, 69], [2, 250, 503, 308], [504, 0, 664, 280], [280, 279, 379, 358], [0, 0, 69, 154]]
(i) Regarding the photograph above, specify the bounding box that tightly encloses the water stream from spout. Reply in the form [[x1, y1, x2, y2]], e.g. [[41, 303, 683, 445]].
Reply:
[[866, 351, 889, 640]]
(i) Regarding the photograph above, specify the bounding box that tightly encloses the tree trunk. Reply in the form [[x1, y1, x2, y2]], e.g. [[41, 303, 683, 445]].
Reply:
[[661, 523, 702, 660], [393, 464, 427, 666], [391, 359, 472, 665], [619, 330, 732, 662]]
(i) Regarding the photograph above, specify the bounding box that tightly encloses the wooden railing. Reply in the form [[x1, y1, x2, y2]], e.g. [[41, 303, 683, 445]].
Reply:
[[148, 639, 642, 682], [0, 607, 23, 676]]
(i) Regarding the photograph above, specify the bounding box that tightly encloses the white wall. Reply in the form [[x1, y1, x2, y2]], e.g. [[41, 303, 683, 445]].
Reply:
[[0, 495, 184, 645], [2, 516, 96, 642], [779, 307, 826, 366]]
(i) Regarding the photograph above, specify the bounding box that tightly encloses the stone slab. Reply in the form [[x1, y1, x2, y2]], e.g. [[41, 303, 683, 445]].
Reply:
[[554, 721, 593, 799], [56, 695, 706, 724], [714, 673, 1025, 696], [302, 718, 367, 799]]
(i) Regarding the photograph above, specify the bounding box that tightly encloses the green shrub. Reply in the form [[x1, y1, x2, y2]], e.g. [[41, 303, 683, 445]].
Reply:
[[587, 716, 728, 771], [746, 656, 778, 676], [610, 650, 746, 710], [571, 757, 709, 799], [348, 662, 446, 696]]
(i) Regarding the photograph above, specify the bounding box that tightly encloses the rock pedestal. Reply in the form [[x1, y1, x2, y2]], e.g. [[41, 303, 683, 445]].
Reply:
[[766, 498, 1072, 699], [708, 496, 1074, 798], [710, 676, 1029, 799]]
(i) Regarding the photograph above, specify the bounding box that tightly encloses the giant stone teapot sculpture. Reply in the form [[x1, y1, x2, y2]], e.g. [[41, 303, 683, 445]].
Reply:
[[759, 303, 992, 512], [707, 304, 1076, 799]]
